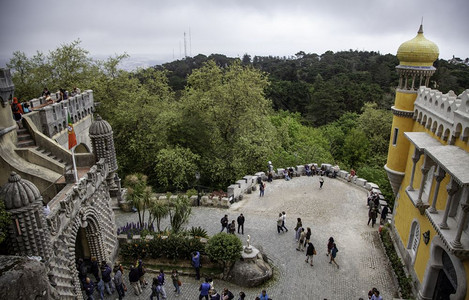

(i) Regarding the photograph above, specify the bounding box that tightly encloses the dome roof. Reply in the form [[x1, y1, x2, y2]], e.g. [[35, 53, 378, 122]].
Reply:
[[397, 25, 439, 67], [89, 114, 113, 136], [0, 172, 42, 210]]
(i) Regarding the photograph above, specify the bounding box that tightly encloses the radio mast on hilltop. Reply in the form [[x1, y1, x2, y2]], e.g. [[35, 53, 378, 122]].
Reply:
[[184, 32, 187, 58]]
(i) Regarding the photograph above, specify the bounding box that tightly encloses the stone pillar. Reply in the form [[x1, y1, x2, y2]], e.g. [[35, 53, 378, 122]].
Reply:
[[439, 178, 459, 229], [428, 166, 445, 213], [417, 155, 433, 203], [408, 149, 422, 191], [450, 187, 469, 248]]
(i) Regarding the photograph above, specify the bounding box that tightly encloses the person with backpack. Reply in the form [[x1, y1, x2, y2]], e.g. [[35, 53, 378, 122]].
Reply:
[[220, 215, 229, 233], [192, 251, 201, 280], [100, 261, 114, 295], [11, 97, 23, 128], [329, 243, 339, 269], [150, 277, 163, 300], [229, 220, 236, 234], [305, 242, 316, 266]]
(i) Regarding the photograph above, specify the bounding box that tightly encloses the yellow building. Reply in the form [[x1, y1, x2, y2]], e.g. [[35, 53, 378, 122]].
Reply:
[[385, 25, 469, 299]]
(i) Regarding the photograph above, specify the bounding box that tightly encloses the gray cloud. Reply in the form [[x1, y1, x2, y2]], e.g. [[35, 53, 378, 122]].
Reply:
[[0, 0, 468, 66]]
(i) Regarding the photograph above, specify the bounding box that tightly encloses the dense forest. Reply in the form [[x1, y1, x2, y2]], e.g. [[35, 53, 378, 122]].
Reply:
[[7, 41, 469, 205]]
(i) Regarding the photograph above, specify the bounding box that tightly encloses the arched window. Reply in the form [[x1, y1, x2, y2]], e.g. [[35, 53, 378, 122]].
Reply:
[[407, 220, 420, 262]]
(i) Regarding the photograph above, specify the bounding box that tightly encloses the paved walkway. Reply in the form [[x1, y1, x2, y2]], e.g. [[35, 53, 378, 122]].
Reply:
[[96, 175, 398, 300]]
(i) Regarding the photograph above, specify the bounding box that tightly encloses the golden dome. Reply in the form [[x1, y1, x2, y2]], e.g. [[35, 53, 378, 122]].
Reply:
[[397, 25, 439, 67]]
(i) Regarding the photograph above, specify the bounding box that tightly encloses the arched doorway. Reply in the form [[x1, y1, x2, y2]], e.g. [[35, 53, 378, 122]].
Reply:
[[432, 252, 457, 299], [419, 237, 466, 300], [75, 227, 91, 261]]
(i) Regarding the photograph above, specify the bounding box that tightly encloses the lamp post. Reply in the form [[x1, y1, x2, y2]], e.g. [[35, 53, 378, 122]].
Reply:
[[195, 172, 201, 206]]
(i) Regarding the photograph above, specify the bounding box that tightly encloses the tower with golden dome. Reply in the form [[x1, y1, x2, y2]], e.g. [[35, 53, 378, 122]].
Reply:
[[385, 25, 469, 299]]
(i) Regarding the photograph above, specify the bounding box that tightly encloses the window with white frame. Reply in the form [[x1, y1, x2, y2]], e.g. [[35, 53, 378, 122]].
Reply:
[[408, 221, 420, 261]]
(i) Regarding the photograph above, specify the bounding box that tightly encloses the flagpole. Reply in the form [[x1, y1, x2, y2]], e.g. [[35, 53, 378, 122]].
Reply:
[[65, 107, 79, 183]]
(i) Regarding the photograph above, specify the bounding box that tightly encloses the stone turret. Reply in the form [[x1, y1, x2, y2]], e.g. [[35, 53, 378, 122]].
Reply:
[[0, 172, 51, 260], [89, 114, 117, 173], [89, 114, 122, 201]]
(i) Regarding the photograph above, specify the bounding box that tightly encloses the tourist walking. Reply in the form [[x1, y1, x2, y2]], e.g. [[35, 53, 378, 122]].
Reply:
[[259, 181, 265, 197], [96, 278, 105, 300], [113, 264, 125, 300], [229, 220, 236, 234], [100, 261, 114, 295], [220, 215, 229, 232], [281, 211, 288, 232], [294, 218, 302, 241], [199, 278, 211, 300], [297, 228, 306, 251], [305, 242, 316, 266], [171, 269, 181, 296], [157, 269, 167, 299], [368, 205, 378, 227], [83, 277, 95, 300], [222, 288, 235, 300], [128, 265, 142, 296], [238, 291, 246, 300], [327, 237, 334, 256], [90, 257, 100, 281], [237, 214, 245, 234], [150, 277, 163, 300], [277, 213, 284, 233], [304, 227, 312, 247], [259, 290, 269, 300], [329, 243, 339, 269], [371, 290, 383, 300], [136, 259, 147, 288], [319, 175, 324, 189], [192, 251, 201, 280], [380, 206, 389, 225]]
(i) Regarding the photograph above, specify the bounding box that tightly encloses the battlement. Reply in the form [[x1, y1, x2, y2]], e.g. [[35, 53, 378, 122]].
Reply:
[[29, 90, 94, 137], [414, 87, 469, 142]]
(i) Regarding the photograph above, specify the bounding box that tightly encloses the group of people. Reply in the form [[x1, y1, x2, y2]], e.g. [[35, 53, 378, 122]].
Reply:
[[220, 213, 246, 235], [367, 191, 389, 228], [198, 278, 271, 300], [77, 258, 126, 300], [292, 218, 339, 269]]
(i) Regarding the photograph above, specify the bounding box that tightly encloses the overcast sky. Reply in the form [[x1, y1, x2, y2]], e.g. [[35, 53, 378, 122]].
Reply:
[[1, 0, 468, 67]]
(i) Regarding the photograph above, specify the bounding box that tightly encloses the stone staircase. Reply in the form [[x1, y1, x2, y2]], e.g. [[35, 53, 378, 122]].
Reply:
[[16, 127, 35, 148], [35, 147, 73, 173]]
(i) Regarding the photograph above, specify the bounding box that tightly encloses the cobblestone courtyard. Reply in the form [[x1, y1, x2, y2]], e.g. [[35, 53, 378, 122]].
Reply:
[[101, 175, 398, 300]]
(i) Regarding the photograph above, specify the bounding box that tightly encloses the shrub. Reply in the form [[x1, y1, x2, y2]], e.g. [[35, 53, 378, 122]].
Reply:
[[188, 226, 209, 239], [205, 233, 242, 279], [380, 225, 414, 298]]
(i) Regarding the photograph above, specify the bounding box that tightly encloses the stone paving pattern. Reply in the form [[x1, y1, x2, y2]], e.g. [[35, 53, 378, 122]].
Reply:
[[93, 176, 398, 300]]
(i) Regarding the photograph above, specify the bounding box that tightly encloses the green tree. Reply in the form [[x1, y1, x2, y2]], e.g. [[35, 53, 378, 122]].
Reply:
[[153, 146, 200, 191], [148, 200, 169, 232], [205, 233, 243, 279], [342, 128, 370, 169], [125, 173, 151, 227], [168, 195, 192, 233]]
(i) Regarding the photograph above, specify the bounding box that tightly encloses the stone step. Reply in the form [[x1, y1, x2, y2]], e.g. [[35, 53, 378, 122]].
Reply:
[[16, 139, 35, 148], [17, 133, 31, 142], [16, 128, 29, 135]]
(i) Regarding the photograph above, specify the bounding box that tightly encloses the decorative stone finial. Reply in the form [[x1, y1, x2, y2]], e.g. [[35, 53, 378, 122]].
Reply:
[[0, 172, 42, 210]]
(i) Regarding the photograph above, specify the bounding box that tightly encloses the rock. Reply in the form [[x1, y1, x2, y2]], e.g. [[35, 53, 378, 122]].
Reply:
[[0, 255, 59, 299]]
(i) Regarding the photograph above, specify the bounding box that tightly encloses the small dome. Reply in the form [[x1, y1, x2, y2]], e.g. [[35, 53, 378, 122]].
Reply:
[[397, 25, 439, 67], [89, 114, 113, 136], [0, 172, 42, 210]]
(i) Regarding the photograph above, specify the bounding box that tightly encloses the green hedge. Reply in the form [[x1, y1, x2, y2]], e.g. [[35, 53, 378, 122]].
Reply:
[[120, 234, 205, 261], [380, 226, 414, 299]]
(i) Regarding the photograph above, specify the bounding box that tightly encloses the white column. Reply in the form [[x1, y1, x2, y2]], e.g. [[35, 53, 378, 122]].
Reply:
[[408, 149, 422, 191], [428, 166, 445, 214], [439, 178, 459, 229], [417, 155, 433, 204], [451, 186, 469, 248]]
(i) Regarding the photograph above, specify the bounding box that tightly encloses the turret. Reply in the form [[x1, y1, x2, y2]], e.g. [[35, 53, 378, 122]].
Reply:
[[0, 172, 51, 260], [385, 25, 439, 195]]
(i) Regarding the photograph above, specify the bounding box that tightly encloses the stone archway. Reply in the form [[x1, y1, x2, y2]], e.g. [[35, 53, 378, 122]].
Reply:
[[419, 236, 467, 300], [68, 207, 107, 299]]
